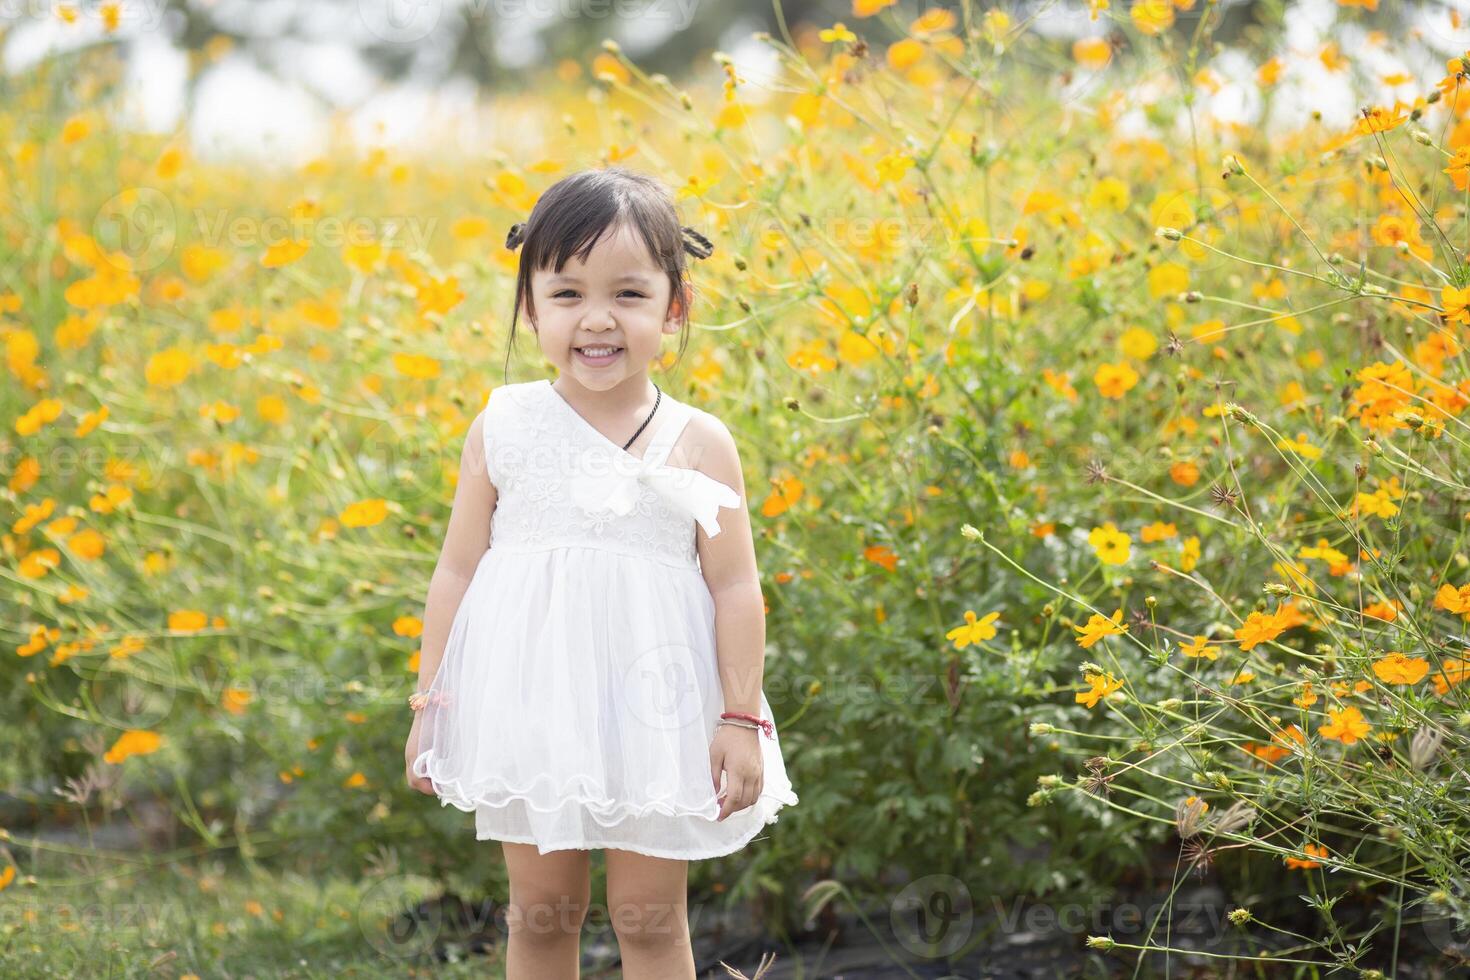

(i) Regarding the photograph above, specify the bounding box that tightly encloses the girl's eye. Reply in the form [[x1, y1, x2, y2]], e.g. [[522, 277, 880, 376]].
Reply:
[[550, 290, 645, 299]]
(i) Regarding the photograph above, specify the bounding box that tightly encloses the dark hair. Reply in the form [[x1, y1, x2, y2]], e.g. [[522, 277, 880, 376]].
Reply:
[[501, 166, 714, 384]]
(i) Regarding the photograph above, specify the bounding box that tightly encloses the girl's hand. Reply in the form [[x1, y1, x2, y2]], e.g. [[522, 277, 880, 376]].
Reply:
[[709, 723, 764, 821], [404, 716, 436, 796]]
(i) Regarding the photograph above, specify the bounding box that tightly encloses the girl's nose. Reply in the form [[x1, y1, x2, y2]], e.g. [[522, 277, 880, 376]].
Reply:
[[582, 307, 616, 329]]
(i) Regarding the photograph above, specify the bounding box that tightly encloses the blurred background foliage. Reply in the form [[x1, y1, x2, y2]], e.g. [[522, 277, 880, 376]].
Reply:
[[5, 0, 1470, 975]]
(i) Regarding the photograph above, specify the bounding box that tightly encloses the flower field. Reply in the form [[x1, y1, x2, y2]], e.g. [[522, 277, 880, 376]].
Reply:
[[5, 0, 1470, 974]]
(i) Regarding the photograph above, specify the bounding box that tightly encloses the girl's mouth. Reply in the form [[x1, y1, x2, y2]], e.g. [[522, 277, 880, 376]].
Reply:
[[574, 346, 623, 366]]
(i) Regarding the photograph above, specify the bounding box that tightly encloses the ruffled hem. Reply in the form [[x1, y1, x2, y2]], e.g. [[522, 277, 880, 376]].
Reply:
[[413, 750, 799, 860], [414, 752, 799, 825], [477, 817, 789, 862]]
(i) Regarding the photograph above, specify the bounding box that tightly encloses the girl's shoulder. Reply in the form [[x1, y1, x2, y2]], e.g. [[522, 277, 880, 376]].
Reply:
[[484, 380, 546, 416], [664, 398, 740, 477]]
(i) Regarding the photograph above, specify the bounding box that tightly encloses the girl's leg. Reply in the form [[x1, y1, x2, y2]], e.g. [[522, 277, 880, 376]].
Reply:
[[501, 842, 592, 980], [604, 848, 696, 979]]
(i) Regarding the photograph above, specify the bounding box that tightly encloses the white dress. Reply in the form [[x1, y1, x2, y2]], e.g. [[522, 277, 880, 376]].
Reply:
[[412, 378, 799, 861]]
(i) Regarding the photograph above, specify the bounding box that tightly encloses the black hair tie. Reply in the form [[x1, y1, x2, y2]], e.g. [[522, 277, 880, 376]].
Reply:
[[505, 222, 526, 251], [681, 226, 714, 260]]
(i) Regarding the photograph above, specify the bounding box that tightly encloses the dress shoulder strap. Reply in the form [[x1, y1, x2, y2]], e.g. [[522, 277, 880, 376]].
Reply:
[[642, 398, 694, 467]]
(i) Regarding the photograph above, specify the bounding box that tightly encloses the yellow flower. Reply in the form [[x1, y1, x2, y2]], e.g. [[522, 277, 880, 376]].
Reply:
[[103, 729, 163, 764], [261, 239, 310, 268], [875, 152, 914, 184], [1093, 360, 1139, 399], [1073, 608, 1127, 648], [392, 352, 441, 379], [145, 347, 192, 388], [819, 22, 856, 43], [1180, 635, 1219, 660], [341, 498, 389, 528], [1130, 0, 1174, 35], [1076, 670, 1124, 708], [852, 0, 897, 17], [168, 610, 209, 632], [945, 610, 1001, 649], [1087, 522, 1131, 565], [1118, 326, 1156, 360]]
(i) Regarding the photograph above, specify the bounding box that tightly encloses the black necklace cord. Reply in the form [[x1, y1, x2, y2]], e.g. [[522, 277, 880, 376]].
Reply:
[[622, 383, 662, 450]]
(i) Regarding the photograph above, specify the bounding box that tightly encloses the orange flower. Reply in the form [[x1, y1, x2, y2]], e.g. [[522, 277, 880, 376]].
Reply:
[[1170, 461, 1200, 487], [1371, 652, 1428, 685], [1319, 705, 1371, 745], [864, 545, 898, 572], [1433, 582, 1470, 619], [1234, 608, 1290, 650], [1285, 842, 1328, 869], [1432, 659, 1470, 696], [1139, 521, 1177, 543]]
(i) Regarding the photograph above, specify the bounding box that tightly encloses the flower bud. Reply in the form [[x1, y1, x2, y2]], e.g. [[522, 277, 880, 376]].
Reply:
[[1157, 226, 1182, 241]]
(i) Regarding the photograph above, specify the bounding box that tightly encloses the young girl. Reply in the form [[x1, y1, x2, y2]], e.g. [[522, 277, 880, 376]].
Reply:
[[404, 166, 798, 978]]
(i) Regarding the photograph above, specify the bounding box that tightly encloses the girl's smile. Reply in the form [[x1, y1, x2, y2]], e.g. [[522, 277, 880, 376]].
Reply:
[[572, 344, 624, 367]]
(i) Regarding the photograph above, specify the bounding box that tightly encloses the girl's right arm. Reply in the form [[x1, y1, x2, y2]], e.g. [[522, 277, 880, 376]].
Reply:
[[406, 410, 496, 791], [415, 408, 497, 693]]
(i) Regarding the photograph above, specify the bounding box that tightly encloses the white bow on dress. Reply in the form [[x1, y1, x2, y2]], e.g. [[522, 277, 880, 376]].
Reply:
[[569, 453, 741, 538]]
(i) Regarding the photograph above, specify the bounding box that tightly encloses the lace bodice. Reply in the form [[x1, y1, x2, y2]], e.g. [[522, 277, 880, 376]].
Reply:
[[482, 379, 741, 570]]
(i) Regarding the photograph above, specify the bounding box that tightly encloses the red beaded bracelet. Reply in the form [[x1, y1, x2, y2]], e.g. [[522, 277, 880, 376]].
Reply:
[[720, 710, 774, 739]]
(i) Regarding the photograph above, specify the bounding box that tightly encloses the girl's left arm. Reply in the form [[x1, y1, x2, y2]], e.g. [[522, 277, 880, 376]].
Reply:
[[689, 414, 766, 721]]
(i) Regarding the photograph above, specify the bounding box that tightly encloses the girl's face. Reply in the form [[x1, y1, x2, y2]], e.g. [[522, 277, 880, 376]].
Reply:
[[523, 222, 687, 393]]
